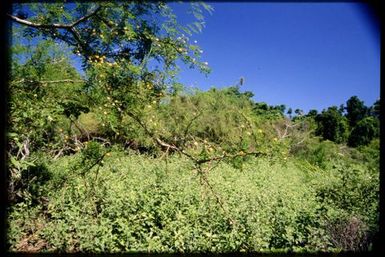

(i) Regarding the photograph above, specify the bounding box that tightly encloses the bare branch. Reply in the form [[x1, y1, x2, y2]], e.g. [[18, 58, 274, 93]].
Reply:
[[199, 170, 236, 226], [196, 150, 263, 165], [11, 79, 85, 85], [70, 6, 101, 27], [8, 5, 101, 56], [7, 6, 101, 29], [183, 111, 202, 138], [7, 14, 72, 29]]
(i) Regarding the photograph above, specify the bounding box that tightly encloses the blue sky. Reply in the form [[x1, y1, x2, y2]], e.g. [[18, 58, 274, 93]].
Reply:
[[171, 2, 380, 113], [14, 2, 379, 113]]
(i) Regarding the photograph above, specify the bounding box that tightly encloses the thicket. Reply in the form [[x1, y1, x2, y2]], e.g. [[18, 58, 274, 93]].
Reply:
[[7, 2, 379, 253]]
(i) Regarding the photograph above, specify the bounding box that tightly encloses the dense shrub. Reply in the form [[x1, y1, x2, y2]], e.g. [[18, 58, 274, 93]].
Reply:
[[7, 149, 379, 253], [348, 117, 379, 147]]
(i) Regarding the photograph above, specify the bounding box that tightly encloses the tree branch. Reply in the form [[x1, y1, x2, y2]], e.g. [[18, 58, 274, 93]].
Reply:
[[7, 6, 101, 29], [7, 14, 72, 29], [196, 150, 264, 165], [70, 6, 101, 27], [11, 79, 85, 85], [8, 6, 101, 56]]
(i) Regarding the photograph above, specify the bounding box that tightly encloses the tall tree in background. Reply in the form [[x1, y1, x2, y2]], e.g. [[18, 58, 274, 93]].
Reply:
[[306, 109, 318, 117], [369, 99, 380, 119], [348, 116, 379, 147], [315, 106, 348, 144], [345, 96, 368, 128]]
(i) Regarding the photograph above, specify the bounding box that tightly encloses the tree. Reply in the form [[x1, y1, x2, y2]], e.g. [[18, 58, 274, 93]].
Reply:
[[294, 108, 303, 116], [315, 106, 348, 143], [345, 96, 368, 128], [278, 104, 286, 114], [368, 99, 380, 119], [348, 117, 379, 147], [287, 108, 293, 118], [9, 2, 212, 88], [9, 37, 86, 153], [306, 109, 318, 117], [338, 104, 345, 115], [8, 2, 213, 151]]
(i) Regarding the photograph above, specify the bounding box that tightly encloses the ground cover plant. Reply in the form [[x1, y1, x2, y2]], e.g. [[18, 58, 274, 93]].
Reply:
[[7, 1, 380, 253]]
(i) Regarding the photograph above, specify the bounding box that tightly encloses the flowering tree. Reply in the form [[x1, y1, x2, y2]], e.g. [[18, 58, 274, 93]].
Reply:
[[9, 2, 212, 147]]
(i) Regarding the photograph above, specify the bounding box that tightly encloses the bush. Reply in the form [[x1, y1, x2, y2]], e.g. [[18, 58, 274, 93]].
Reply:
[[11, 152, 378, 253]]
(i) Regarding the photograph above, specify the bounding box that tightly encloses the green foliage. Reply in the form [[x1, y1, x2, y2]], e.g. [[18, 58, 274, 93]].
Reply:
[[348, 117, 379, 147], [368, 99, 380, 119], [315, 106, 348, 144], [76, 112, 103, 137], [356, 139, 380, 171], [7, 1, 379, 253], [345, 96, 368, 128], [292, 139, 342, 169], [8, 151, 378, 252], [314, 159, 379, 251]]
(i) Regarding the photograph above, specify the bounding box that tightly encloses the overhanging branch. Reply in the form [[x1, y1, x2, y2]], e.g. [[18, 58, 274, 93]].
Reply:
[[7, 5, 101, 55], [11, 79, 85, 85], [7, 5, 101, 29]]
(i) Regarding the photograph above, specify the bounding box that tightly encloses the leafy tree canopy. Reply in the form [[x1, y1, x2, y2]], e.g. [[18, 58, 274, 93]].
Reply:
[[10, 2, 213, 84], [348, 116, 379, 147], [315, 106, 348, 144], [345, 96, 368, 128]]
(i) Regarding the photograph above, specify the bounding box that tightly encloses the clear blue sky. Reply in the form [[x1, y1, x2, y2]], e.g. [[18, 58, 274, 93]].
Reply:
[[171, 2, 380, 113], [39, 2, 378, 113]]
